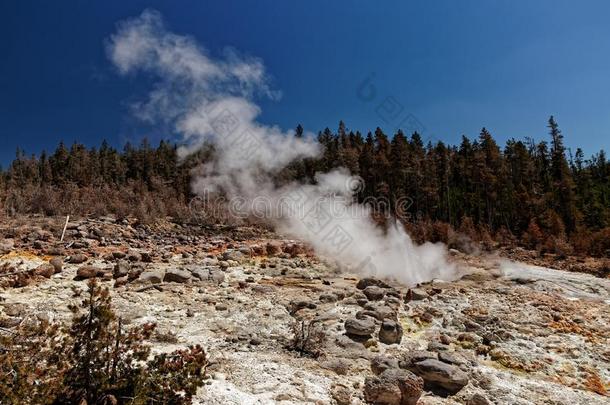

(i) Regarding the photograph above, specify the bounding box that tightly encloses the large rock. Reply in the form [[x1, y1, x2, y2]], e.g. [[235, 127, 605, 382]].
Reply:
[[363, 285, 386, 301], [139, 270, 165, 284], [379, 320, 403, 345], [363, 368, 424, 405], [163, 268, 191, 283], [68, 254, 88, 264], [345, 317, 376, 337], [359, 305, 397, 321], [357, 277, 391, 290], [75, 266, 108, 280], [190, 267, 225, 284], [411, 359, 469, 394], [406, 288, 429, 301], [438, 351, 469, 367], [34, 264, 55, 278], [113, 260, 130, 278], [319, 292, 339, 303], [399, 351, 438, 369], [49, 257, 63, 273], [222, 249, 245, 261], [288, 300, 317, 314]]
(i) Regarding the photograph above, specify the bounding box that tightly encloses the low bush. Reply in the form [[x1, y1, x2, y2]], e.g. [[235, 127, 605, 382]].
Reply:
[[0, 280, 207, 404]]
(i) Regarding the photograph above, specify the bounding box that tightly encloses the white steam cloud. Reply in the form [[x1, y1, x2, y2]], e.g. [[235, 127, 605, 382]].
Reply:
[[108, 9, 456, 286]]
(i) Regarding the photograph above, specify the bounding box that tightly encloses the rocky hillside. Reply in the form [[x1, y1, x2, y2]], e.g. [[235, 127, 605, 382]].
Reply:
[[0, 216, 608, 404]]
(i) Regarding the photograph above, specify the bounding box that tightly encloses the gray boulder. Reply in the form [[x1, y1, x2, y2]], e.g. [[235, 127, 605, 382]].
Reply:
[[222, 249, 244, 261], [139, 270, 165, 284], [411, 359, 469, 394], [357, 277, 391, 290], [163, 268, 191, 283], [359, 305, 396, 321], [399, 350, 438, 369], [408, 288, 429, 301], [190, 267, 225, 284], [363, 285, 386, 301], [345, 317, 376, 337]]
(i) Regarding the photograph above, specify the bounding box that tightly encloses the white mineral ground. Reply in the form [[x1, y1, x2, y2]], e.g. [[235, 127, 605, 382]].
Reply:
[[0, 218, 608, 405]]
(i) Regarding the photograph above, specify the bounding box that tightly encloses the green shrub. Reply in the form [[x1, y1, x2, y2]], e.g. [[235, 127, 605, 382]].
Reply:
[[0, 280, 207, 404]]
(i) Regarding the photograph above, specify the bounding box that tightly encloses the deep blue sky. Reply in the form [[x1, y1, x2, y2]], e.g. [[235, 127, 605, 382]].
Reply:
[[2, 1, 610, 165]]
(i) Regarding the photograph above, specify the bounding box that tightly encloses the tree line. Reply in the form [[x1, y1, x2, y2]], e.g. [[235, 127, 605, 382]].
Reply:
[[1, 117, 608, 257]]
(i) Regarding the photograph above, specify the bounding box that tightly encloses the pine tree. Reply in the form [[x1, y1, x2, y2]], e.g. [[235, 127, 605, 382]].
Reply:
[[548, 116, 577, 232]]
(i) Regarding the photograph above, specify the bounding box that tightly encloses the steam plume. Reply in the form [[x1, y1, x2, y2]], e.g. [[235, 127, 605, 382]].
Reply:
[[108, 9, 456, 286]]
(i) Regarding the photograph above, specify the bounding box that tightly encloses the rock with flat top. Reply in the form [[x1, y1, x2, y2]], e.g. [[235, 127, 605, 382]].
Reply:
[[357, 277, 391, 290], [139, 270, 164, 284], [163, 268, 191, 283], [411, 359, 469, 394], [345, 317, 376, 337], [363, 285, 386, 300]]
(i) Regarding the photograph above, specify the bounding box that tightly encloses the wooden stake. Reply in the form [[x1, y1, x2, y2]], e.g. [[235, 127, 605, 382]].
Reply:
[[60, 215, 70, 242]]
